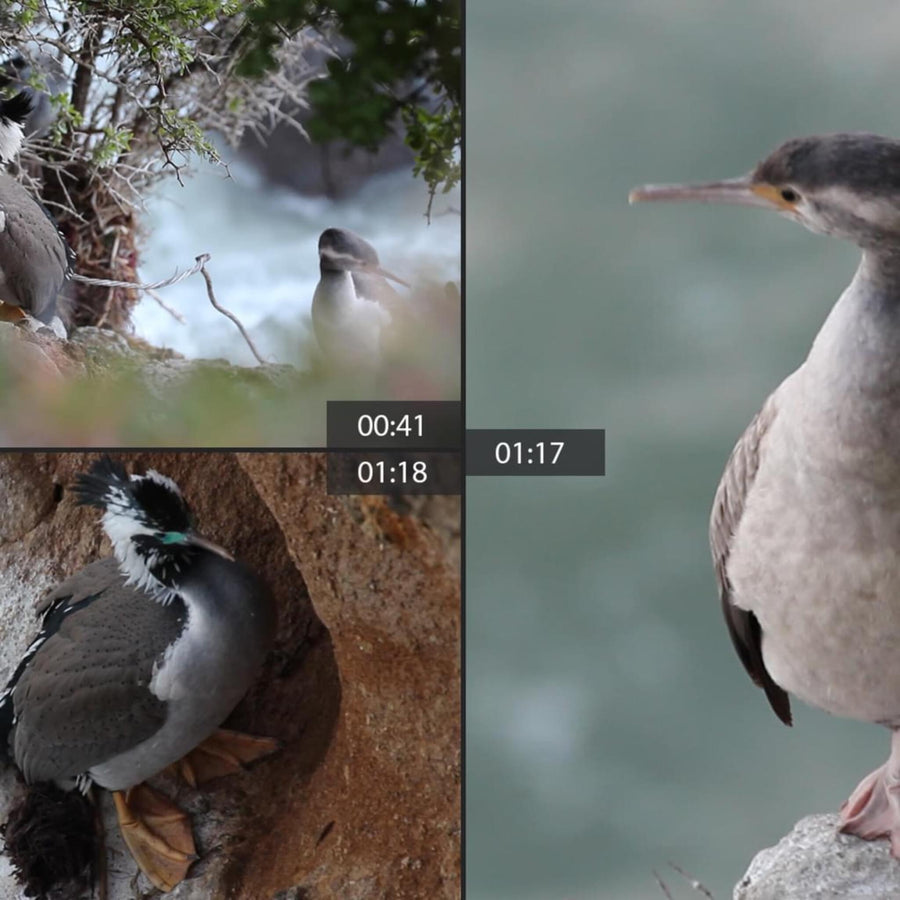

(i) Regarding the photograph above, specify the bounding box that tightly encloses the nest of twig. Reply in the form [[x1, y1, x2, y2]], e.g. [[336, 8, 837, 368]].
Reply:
[[2, 5, 323, 333], [41, 162, 140, 328]]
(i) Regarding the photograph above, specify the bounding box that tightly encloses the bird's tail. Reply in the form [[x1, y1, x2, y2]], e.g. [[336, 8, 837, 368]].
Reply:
[[3, 782, 96, 897], [0, 688, 13, 764]]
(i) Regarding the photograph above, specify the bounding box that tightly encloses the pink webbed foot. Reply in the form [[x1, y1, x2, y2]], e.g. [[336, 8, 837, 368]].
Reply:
[[840, 762, 900, 855]]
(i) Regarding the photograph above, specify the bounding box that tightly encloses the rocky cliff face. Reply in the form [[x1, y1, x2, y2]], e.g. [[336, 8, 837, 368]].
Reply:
[[0, 452, 460, 899]]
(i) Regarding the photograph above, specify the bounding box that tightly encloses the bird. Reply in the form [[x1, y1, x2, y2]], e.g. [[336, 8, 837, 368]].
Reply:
[[0, 89, 70, 334], [631, 132, 900, 855], [0, 53, 67, 137], [312, 226, 409, 368], [0, 456, 278, 891]]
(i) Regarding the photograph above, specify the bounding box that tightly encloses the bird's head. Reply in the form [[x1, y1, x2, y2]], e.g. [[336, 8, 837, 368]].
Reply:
[[318, 227, 410, 287], [630, 133, 900, 250], [0, 90, 30, 166], [72, 457, 232, 603]]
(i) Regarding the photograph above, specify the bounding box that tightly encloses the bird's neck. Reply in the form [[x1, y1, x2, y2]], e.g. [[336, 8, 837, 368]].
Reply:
[[319, 257, 350, 277], [798, 249, 900, 443], [315, 269, 357, 311], [0, 119, 23, 168], [110, 533, 190, 606], [856, 248, 900, 304]]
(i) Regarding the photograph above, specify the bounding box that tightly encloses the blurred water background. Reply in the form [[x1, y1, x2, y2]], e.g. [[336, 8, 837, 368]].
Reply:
[[467, 2, 900, 898], [133, 146, 460, 367]]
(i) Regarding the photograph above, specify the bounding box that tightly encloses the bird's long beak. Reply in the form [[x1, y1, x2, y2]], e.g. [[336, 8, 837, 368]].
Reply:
[[187, 534, 234, 561], [629, 175, 789, 211], [366, 263, 411, 289]]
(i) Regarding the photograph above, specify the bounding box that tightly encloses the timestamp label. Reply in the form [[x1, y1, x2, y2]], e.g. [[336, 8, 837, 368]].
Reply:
[[327, 401, 462, 450], [466, 429, 605, 476], [327, 451, 462, 495]]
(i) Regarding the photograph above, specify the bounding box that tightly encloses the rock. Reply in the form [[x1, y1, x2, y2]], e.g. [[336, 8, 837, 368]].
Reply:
[[239, 115, 413, 199], [0, 322, 315, 445], [0, 322, 66, 382], [2, 321, 297, 393], [0, 453, 460, 899], [734, 813, 900, 899]]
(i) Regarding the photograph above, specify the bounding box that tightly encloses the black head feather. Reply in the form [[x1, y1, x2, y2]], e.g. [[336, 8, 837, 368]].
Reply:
[[70, 455, 130, 510], [71, 457, 193, 535], [0, 90, 32, 128], [753, 133, 900, 196], [319, 227, 380, 266]]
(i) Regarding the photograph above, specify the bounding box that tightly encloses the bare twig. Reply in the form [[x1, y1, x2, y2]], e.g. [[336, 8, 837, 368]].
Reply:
[[2, 10, 325, 327], [667, 862, 716, 899], [654, 870, 675, 900], [95, 229, 122, 328], [197, 255, 268, 365], [145, 288, 185, 324]]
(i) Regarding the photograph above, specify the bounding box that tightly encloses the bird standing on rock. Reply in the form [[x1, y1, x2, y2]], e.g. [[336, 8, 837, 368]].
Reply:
[[0, 457, 278, 892], [312, 226, 409, 369], [632, 132, 900, 854]]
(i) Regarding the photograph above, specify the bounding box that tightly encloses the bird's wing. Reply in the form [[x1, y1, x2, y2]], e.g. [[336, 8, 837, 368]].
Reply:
[[36, 557, 121, 615], [0, 173, 68, 324], [10, 566, 186, 784], [351, 271, 404, 315], [0, 558, 125, 762], [710, 393, 792, 725]]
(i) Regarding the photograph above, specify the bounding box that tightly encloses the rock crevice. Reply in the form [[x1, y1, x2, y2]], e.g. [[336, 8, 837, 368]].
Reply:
[[0, 453, 460, 899]]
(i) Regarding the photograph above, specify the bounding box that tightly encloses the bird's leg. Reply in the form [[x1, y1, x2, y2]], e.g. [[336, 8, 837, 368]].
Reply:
[[0, 302, 27, 323], [167, 727, 281, 788], [840, 729, 900, 855], [112, 785, 197, 893]]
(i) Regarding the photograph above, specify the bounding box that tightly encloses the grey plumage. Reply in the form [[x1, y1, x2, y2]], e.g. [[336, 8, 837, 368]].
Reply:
[[709, 396, 790, 725], [312, 227, 408, 367], [753, 133, 900, 196], [632, 132, 900, 853], [0, 460, 276, 793], [0, 90, 70, 326], [7, 558, 182, 785], [0, 54, 67, 137], [88, 550, 275, 790], [0, 172, 70, 323]]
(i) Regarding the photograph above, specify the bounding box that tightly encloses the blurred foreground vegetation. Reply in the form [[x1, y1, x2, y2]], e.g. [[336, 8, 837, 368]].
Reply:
[[0, 276, 459, 446]]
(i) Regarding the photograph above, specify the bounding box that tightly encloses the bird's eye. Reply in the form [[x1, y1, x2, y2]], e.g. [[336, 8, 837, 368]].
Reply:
[[780, 188, 800, 203]]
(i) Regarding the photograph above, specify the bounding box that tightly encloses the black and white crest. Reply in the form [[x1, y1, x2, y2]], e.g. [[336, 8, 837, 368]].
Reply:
[[0, 90, 30, 166], [71, 457, 196, 603], [72, 456, 192, 534]]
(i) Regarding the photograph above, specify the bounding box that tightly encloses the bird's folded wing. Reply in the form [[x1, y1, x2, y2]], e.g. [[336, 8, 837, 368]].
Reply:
[[710, 393, 792, 725], [0, 173, 69, 323], [13, 579, 185, 783], [36, 557, 121, 615]]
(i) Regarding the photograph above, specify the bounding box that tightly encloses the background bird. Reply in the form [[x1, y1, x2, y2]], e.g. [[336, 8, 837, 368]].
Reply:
[[311, 226, 409, 369], [0, 457, 277, 892], [0, 53, 67, 137], [632, 132, 900, 855]]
